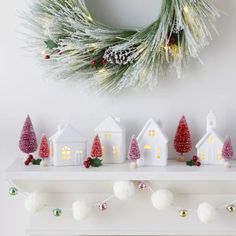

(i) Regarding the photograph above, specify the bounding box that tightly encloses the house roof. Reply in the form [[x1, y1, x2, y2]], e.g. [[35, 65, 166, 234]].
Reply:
[[95, 116, 124, 132], [196, 129, 223, 148], [49, 124, 87, 143], [137, 118, 168, 143]]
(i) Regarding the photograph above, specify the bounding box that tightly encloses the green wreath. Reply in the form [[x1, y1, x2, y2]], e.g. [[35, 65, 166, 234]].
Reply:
[[25, 0, 220, 93]]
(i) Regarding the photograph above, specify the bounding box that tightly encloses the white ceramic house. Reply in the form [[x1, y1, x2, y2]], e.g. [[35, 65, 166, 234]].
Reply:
[[49, 124, 87, 166], [95, 116, 125, 164], [137, 118, 168, 166], [196, 112, 224, 165]]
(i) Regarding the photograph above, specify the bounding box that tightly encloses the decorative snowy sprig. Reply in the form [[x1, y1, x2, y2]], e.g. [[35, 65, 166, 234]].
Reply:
[[22, 0, 220, 93]]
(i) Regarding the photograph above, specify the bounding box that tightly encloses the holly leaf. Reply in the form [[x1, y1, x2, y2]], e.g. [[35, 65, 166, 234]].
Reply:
[[45, 39, 58, 50], [90, 158, 103, 167], [32, 158, 42, 165], [186, 160, 195, 166]]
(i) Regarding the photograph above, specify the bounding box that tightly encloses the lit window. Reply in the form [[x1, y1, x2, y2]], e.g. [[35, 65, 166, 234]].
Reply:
[[156, 148, 161, 159], [113, 145, 119, 159], [105, 133, 112, 140], [61, 146, 71, 160], [101, 145, 105, 159], [208, 136, 214, 144], [216, 152, 222, 160], [50, 143, 53, 159], [199, 152, 205, 160], [144, 144, 152, 149], [148, 130, 156, 137], [76, 149, 83, 156]]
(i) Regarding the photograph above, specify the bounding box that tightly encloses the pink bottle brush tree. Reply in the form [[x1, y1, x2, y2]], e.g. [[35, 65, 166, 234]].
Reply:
[[19, 115, 38, 159], [128, 135, 140, 168], [222, 136, 234, 168]]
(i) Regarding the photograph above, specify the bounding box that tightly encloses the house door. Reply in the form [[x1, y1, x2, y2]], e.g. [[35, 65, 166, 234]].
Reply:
[[76, 144, 86, 166], [143, 144, 153, 166], [208, 148, 214, 164], [76, 150, 83, 165]]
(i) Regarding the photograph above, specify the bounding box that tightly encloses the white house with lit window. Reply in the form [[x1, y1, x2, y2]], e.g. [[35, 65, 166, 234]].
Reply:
[[49, 124, 87, 166], [137, 118, 168, 166], [95, 116, 125, 164], [196, 112, 224, 165]]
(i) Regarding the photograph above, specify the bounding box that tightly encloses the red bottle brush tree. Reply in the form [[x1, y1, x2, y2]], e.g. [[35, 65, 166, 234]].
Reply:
[[84, 134, 103, 168], [174, 116, 192, 162], [39, 134, 49, 159], [91, 134, 103, 158], [128, 135, 140, 161], [222, 136, 234, 161], [19, 115, 38, 159]]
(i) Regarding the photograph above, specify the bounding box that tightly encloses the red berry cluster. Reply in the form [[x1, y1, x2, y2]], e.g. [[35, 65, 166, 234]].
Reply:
[[24, 154, 34, 166], [44, 50, 62, 60], [83, 157, 92, 168], [167, 36, 175, 46], [186, 155, 201, 167], [91, 58, 107, 66], [45, 54, 50, 60]]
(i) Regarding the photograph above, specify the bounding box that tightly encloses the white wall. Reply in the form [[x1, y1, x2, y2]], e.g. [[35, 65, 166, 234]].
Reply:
[[0, 0, 235, 235]]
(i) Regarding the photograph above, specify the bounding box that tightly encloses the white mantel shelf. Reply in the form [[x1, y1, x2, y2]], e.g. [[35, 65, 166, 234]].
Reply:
[[6, 159, 236, 181]]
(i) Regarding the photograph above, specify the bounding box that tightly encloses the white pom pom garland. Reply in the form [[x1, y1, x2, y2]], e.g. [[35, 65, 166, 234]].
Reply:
[[14, 181, 231, 224], [24, 192, 45, 214], [197, 202, 216, 224], [113, 181, 136, 200], [72, 200, 91, 221], [151, 189, 174, 210]]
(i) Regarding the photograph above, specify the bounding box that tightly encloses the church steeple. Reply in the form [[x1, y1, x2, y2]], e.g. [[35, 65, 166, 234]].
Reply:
[[207, 111, 216, 132]]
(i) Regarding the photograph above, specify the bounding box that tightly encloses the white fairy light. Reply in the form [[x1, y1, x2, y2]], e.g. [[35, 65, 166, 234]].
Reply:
[[183, 6, 189, 13]]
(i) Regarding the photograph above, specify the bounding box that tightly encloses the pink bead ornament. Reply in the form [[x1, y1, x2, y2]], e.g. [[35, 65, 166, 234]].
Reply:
[[138, 181, 146, 190], [98, 202, 108, 211]]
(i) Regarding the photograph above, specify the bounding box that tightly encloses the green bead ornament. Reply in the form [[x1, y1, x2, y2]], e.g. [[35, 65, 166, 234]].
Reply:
[[9, 187, 18, 196], [53, 208, 62, 217]]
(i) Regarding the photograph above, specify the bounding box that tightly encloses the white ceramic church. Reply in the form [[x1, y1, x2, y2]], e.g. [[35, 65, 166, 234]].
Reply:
[[49, 124, 87, 166], [196, 112, 224, 165], [95, 116, 125, 164], [137, 118, 168, 166]]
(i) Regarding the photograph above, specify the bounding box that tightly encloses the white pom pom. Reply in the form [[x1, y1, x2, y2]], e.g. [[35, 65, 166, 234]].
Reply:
[[24, 192, 45, 214], [151, 189, 174, 210], [72, 200, 91, 221], [197, 202, 216, 224], [113, 181, 135, 200]]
